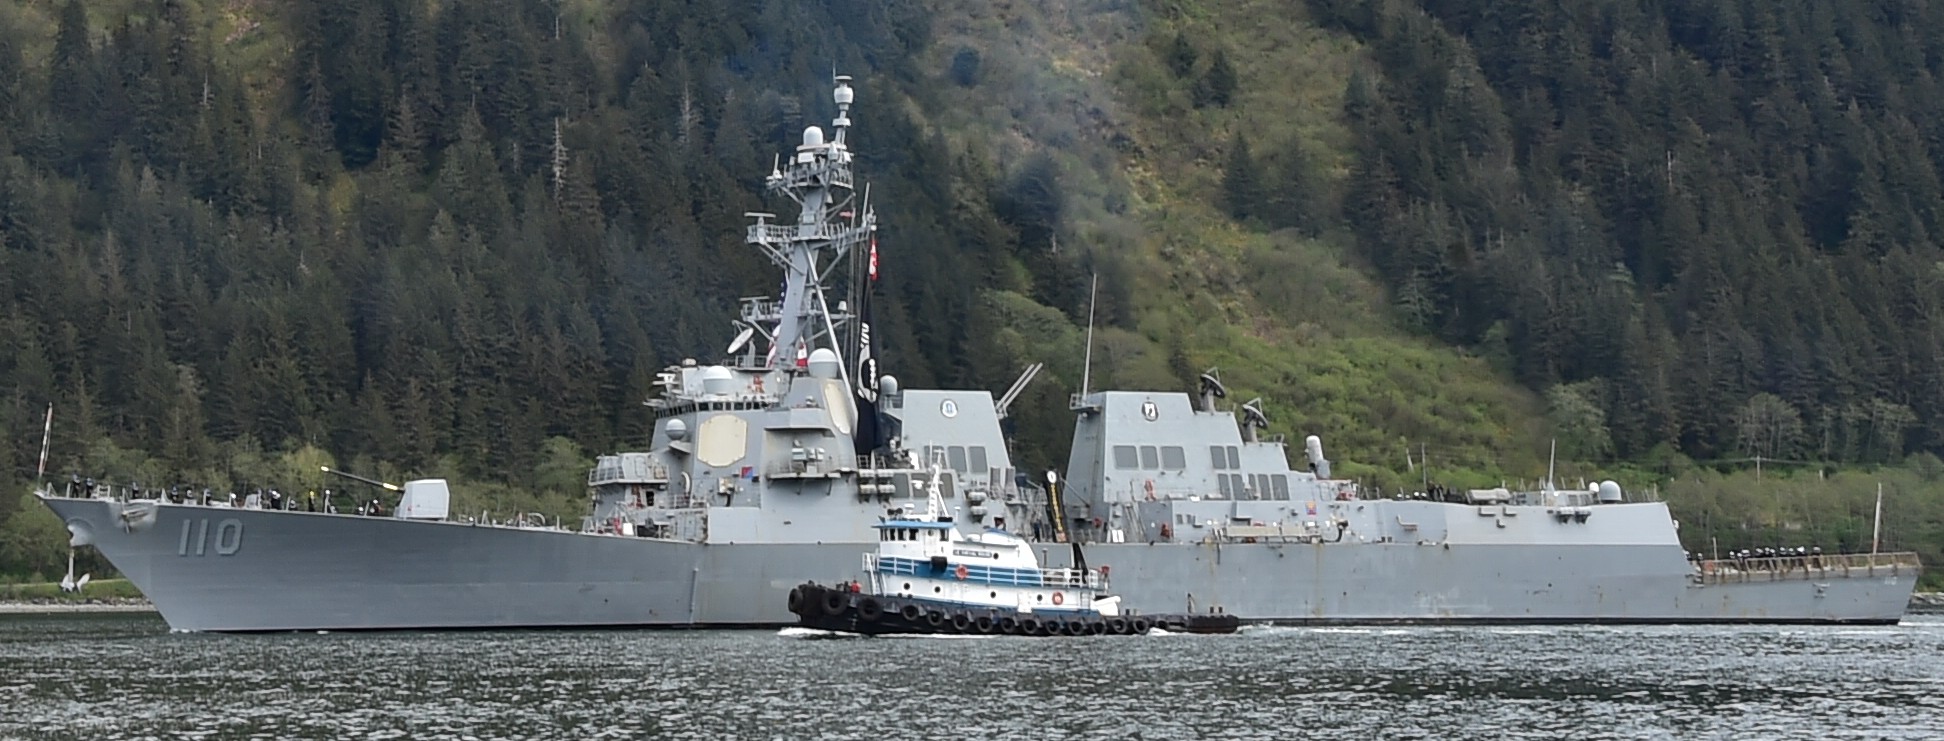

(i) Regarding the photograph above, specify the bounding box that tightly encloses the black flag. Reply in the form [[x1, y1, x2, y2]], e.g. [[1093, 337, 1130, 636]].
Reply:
[[853, 238, 885, 456]]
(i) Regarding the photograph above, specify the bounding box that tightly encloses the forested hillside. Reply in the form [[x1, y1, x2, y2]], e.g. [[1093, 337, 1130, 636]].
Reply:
[[1306, 0, 1944, 463], [2, 0, 1941, 583]]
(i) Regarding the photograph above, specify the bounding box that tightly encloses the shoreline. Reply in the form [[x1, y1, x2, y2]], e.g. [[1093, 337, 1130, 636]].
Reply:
[[0, 599, 155, 614], [3, 594, 1939, 617]]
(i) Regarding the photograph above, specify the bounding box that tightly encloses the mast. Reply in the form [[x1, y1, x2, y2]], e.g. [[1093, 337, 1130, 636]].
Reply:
[[742, 75, 873, 377], [1871, 482, 1883, 557]]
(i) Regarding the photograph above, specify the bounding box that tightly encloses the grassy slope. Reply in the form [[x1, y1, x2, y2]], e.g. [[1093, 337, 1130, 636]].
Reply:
[[920, 0, 1546, 490]]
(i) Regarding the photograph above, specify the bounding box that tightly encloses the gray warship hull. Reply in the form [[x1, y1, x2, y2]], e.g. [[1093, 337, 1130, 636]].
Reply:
[[39, 495, 1915, 631]]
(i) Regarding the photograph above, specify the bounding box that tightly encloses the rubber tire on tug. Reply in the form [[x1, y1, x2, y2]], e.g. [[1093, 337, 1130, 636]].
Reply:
[[998, 617, 1020, 634], [951, 612, 973, 632], [900, 603, 923, 621], [1063, 620, 1087, 637], [1131, 618, 1152, 634], [787, 587, 804, 614], [1107, 618, 1128, 635], [974, 616, 997, 634], [925, 610, 946, 628], [1020, 618, 1041, 636], [857, 598, 883, 623], [821, 590, 848, 617]]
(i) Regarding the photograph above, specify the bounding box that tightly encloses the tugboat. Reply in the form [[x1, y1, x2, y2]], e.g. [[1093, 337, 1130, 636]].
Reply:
[[788, 465, 1239, 636]]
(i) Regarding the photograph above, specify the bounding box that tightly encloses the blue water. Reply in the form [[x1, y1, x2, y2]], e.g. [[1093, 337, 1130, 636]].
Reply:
[[2, 612, 1941, 739]]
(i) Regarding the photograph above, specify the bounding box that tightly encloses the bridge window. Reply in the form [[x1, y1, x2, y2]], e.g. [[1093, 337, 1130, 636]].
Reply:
[[1140, 446, 1159, 470], [969, 446, 989, 474], [948, 446, 968, 473], [1161, 446, 1186, 470], [1114, 446, 1138, 469], [1217, 475, 1232, 498], [1228, 474, 1246, 499], [1273, 475, 1290, 500], [1226, 447, 1241, 469], [1209, 446, 1226, 469]]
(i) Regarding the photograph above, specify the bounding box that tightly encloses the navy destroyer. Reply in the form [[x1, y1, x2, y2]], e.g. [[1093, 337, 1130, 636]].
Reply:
[[37, 77, 1919, 631]]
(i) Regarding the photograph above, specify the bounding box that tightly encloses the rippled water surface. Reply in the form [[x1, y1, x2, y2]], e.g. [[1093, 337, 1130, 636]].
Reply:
[[3, 613, 1942, 739]]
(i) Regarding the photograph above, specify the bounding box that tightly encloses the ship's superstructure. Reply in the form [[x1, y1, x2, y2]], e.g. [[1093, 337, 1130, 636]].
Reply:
[[1044, 378, 1919, 623], [34, 77, 1920, 632]]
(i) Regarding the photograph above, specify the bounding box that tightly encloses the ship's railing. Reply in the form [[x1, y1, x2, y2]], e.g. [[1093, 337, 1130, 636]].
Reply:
[[587, 463, 669, 486], [1694, 551, 1922, 584], [870, 556, 1105, 590], [746, 222, 866, 246], [778, 161, 854, 191]]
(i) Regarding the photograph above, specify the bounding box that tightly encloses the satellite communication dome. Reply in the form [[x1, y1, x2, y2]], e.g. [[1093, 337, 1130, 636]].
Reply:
[[1597, 480, 1623, 504], [807, 348, 841, 379], [700, 365, 735, 396]]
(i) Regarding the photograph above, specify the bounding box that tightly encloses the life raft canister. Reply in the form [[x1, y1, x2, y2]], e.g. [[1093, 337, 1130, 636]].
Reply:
[[1052, 591, 1065, 606], [954, 564, 969, 580]]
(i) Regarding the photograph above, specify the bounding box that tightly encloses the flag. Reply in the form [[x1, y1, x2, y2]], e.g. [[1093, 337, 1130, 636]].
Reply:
[[36, 403, 52, 479], [853, 238, 885, 456]]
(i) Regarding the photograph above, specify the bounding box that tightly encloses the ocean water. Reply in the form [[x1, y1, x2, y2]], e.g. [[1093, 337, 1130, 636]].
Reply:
[[2, 612, 1941, 740]]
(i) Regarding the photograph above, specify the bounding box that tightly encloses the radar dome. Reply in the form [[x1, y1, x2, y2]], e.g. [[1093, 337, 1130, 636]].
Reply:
[[802, 126, 825, 147], [807, 348, 841, 379], [664, 418, 688, 441], [879, 375, 901, 397], [700, 365, 735, 396], [1597, 480, 1623, 504]]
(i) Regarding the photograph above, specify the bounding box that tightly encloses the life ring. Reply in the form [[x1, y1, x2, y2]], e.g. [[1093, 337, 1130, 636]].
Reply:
[[857, 598, 884, 622], [1051, 592, 1065, 606], [820, 590, 847, 616], [954, 564, 969, 580]]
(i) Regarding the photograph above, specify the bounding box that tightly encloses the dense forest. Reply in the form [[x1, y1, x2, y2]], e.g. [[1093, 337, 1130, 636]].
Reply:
[[1, 0, 1941, 583], [1303, 0, 1944, 463]]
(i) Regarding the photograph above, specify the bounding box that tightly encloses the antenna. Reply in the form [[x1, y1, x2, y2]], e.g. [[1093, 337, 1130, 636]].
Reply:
[[995, 363, 1045, 420], [1872, 482, 1884, 557], [35, 402, 52, 486], [1080, 274, 1098, 397], [1546, 438, 1557, 491]]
